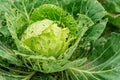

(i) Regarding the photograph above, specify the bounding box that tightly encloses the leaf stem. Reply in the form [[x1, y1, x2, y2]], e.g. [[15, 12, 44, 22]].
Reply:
[[22, 71, 36, 80]]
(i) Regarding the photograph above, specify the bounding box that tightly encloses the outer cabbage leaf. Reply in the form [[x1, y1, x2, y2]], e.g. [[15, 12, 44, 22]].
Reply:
[[0, 42, 35, 80], [67, 33, 120, 80], [78, 0, 107, 43], [103, 0, 120, 13], [59, 0, 106, 22], [107, 14, 120, 28], [102, 0, 120, 28]]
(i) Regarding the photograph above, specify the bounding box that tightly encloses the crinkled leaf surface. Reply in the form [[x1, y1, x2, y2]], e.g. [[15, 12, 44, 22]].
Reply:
[[30, 4, 78, 37]]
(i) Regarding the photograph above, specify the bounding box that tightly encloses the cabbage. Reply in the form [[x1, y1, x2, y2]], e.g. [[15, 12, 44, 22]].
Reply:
[[21, 19, 71, 58]]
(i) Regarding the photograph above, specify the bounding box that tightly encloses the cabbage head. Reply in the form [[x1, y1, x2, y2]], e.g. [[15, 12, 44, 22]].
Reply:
[[21, 19, 72, 58]]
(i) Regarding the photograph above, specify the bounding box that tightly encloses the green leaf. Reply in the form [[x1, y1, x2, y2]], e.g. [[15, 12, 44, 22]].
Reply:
[[103, 0, 120, 13], [16, 50, 87, 73], [63, 14, 94, 60], [79, 0, 106, 22], [0, 26, 10, 37], [102, 0, 120, 28], [59, 0, 107, 46], [67, 33, 120, 80], [0, 42, 22, 66], [107, 14, 120, 28], [31, 72, 56, 80], [84, 18, 108, 42], [0, 43, 36, 80], [60, 0, 106, 22]]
